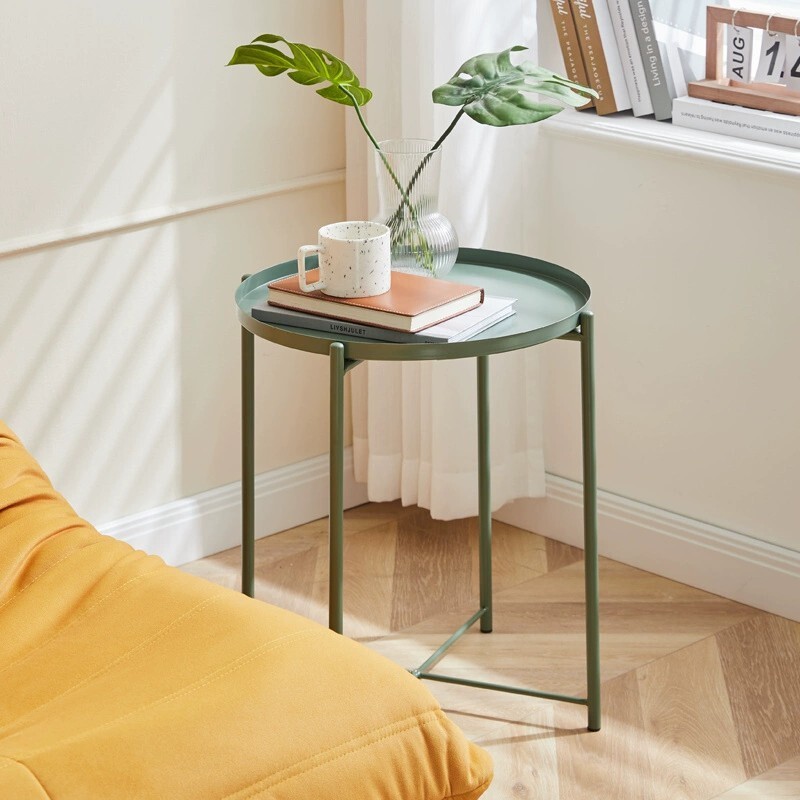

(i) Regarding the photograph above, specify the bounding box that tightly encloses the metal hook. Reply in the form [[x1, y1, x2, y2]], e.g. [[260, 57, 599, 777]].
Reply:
[[731, 8, 744, 30], [766, 13, 778, 37]]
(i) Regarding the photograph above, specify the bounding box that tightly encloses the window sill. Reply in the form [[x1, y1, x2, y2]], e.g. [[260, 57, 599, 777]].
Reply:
[[543, 109, 800, 178]]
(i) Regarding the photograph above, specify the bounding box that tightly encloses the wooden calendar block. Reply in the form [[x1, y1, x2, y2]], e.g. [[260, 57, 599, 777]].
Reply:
[[688, 6, 800, 117]]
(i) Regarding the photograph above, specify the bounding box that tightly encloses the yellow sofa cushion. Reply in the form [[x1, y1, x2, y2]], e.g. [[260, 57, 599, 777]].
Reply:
[[0, 422, 492, 799]]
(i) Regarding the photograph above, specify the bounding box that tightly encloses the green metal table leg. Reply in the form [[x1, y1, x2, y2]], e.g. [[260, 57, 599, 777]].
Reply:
[[580, 311, 601, 731], [410, 330, 600, 726], [477, 354, 493, 633], [241, 323, 255, 599], [329, 342, 346, 634]]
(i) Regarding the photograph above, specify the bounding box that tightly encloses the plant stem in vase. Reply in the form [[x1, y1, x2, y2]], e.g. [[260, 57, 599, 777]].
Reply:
[[374, 139, 459, 278]]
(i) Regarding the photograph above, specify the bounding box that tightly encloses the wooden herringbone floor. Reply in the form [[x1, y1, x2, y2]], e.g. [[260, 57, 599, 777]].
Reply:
[[181, 502, 800, 799]]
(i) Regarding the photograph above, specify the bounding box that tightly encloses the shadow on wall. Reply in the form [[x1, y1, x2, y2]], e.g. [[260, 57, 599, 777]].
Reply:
[[0, 65, 183, 523], [1, 2, 348, 538]]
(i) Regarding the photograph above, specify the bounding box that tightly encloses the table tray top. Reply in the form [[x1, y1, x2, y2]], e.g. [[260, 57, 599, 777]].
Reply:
[[236, 247, 591, 361]]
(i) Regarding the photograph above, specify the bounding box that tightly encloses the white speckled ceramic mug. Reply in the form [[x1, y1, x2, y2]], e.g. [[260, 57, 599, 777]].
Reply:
[[297, 221, 391, 298]]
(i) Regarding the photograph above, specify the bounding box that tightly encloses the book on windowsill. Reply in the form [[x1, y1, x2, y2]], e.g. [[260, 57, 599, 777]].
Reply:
[[671, 96, 800, 151], [627, 0, 673, 120], [252, 295, 517, 344], [265, 269, 484, 333], [570, 0, 632, 115], [548, 0, 594, 110], [606, 0, 653, 116]]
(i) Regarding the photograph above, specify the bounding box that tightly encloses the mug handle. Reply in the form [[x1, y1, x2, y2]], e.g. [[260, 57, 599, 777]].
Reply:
[[297, 245, 325, 293]]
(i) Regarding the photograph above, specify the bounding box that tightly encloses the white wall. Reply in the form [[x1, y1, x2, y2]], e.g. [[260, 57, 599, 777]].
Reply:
[[0, 1, 346, 527], [502, 7, 800, 558], [531, 128, 799, 552]]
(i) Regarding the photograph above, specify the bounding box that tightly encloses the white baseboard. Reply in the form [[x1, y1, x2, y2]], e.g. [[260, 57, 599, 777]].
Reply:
[[100, 460, 800, 623], [99, 448, 369, 567], [495, 474, 800, 622]]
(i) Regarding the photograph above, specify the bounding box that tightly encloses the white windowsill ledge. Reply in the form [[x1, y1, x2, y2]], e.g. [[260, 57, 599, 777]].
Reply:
[[544, 109, 800, 178]]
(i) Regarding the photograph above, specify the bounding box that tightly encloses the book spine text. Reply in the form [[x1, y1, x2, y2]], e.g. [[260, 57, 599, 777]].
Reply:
[[605, 0, 653, 115], [571, 0, 623, 114], [549, 0, 594, 109], [627, 0, 672, 119]]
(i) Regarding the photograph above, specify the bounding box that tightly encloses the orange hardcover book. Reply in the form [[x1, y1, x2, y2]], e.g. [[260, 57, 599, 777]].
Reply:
[[549, 0, 594, 109], [571, 0, 632, 114], [267, 269, 484, 333]]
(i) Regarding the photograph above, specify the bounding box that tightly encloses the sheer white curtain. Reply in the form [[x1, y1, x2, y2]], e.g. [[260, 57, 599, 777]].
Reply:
[[343, 0, 546, 520]]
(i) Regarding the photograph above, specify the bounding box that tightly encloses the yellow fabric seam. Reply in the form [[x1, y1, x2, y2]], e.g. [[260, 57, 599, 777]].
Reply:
[[222, 708, 446, 800], [0, 539, 105, 614], [4, 628, 322, 759], [0, 494, 93, 592], [0, 591, 227, 737], [0, 755, 49, 795], [0, 567, 162, 678]]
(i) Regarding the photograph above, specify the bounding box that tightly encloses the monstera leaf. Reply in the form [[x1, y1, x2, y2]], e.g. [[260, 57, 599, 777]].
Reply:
[[432, 46, 597, 126], [228, 34, 372, 106]]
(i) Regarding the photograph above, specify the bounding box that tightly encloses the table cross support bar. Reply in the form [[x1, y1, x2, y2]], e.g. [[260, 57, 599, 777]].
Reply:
[[419, 672, 589, 706], [408, 607, 589, 706], [411, 608, 488, 677]]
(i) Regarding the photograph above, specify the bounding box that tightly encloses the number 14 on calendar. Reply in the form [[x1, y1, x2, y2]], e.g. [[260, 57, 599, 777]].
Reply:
[[753, 27, 800, 92]]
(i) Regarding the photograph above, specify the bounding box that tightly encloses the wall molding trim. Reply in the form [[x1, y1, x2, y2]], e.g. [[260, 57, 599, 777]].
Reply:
[[99, 446, 368, 568], [545, 111, 800, 179], [0, 169, 346, 260], [495, 473, 800, 622]]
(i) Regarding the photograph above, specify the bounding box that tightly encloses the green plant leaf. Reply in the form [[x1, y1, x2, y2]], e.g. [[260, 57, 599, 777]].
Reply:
[[432, 45, 597, 126], [228, 34, 372, 106]]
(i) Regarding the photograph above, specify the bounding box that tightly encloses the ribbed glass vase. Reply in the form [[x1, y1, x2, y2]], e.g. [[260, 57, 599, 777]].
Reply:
[[373, 139, 458, 278]]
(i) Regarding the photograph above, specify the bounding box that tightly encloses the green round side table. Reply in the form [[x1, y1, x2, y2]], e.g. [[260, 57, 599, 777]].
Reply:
[[235, 247, 600, 731]]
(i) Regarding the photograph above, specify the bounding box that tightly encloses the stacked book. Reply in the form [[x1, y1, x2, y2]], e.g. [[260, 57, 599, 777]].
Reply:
[[671, 95, 800, 151], [550, 0, 714, 121], [252, 268, 517, 344]]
